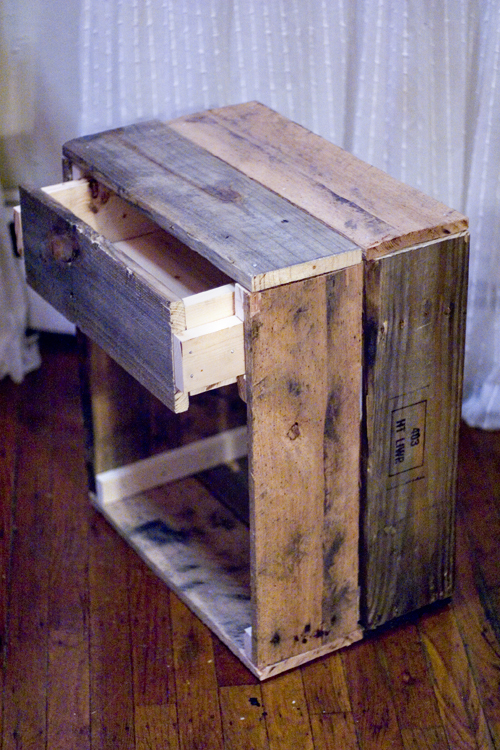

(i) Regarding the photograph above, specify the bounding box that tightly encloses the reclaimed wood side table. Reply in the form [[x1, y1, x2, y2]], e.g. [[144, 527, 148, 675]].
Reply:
[[19, 102, 469, 679]]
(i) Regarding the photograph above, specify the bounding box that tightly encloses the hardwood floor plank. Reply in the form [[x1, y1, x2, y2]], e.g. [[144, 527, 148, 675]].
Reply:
[[135, 705, 180, 750], [453, 514, 500, 747], [89, 515, 135, 749], [456, 426, 500, 591], [309, 713, 359, 750], [212, 636, 259, 688], [219, 684, 268, 750], [379, 621, 446, 739], [129, 564, 176, 705], [170, 594, 224, 750], [301, 655, 351, 715], [0, 377, 19, 648], [129, 563, 181, 749], [342, 639, 405, 750], [1, 364, 54, 750], [260, 670, 314, 750], [400, 726, 450, 750], [419, 607, 495, 750], [47, 444, 90, 749]]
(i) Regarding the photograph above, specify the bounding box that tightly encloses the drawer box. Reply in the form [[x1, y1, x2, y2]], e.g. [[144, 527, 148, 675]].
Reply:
[[20, 102, 469, 679], [20, 179, 245, 412]]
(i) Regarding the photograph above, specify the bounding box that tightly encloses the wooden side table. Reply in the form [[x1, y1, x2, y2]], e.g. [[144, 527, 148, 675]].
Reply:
[[19, 102, 469, 679]]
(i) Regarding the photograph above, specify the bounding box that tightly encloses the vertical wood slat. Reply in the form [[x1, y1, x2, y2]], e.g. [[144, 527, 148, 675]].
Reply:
[[362, 236, 469, 628], [244, 267, 362, 669]]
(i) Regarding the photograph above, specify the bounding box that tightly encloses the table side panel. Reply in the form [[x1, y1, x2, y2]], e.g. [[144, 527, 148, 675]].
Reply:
[[244, 268, 363, 668], [362, 234, 469, 628]]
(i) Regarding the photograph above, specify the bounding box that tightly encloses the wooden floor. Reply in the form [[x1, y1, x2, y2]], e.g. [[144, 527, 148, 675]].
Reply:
[[1, 333, 500, 750]]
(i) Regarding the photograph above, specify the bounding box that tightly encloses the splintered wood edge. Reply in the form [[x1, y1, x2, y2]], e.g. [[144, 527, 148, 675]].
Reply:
[[95, 425, 248, 505]]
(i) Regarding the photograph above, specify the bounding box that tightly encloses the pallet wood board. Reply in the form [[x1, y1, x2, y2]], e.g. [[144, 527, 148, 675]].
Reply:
[[95, 478, 253, 656], [171, 101, 468, 258], [63, 120, 361, 291], [362, 234, 469, 627], [244, 268, 363, 669]]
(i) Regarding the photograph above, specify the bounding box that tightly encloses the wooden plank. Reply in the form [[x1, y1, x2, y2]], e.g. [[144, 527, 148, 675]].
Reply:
[[301, 655, 351, 715], [260, 670, 314, 750], [378, 622, 447, 743], [135, 706, 180, 750], [43, 178, 158, 241], [95, 425, 247, 505], [419, 607, 496, 750], [129, 563, 181, 750], [309, 713, 359, 750], [453, 504, 500, 746], [88, 515, 135, 750], [1, 365, 53, 750], [47, 435, 90, 750], [170, 594, 225, 750], [171, 101, 468, 258], [95, 478, 252, 662], [212, 636, 259, 687], [114, 231, 229, 306], [173, 315, 244, 393], [219, 685, 268, 750], [183, 283, 235, 329], [362, 235, 469, 628], [63, 120, 361, 292], [343, 640, 405, 750], [244, 270, 362, 668], [21, 186, 189, 413]]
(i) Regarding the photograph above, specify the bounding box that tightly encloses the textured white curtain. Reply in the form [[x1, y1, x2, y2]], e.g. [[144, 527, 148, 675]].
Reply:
[[2, 0, 500, 428]]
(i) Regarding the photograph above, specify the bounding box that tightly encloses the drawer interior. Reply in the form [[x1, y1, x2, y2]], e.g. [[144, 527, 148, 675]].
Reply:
[[43, 178, 232, 306]]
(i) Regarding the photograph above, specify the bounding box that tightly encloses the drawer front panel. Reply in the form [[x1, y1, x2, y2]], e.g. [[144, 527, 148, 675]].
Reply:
[[21, 186, 188, 413]]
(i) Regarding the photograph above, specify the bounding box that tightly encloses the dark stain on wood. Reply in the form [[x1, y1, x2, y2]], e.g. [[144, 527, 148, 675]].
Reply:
[[288, 379, 302, 396], [134, 519, 189, 545], [324, 386, 342, 443], [270, 632, 281, 646]]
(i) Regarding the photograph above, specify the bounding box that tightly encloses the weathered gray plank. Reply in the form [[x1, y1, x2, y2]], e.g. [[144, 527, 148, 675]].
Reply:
[[362, 235, 469, 628], [21, 186, 186, 413], [63, 121, 361, 291]]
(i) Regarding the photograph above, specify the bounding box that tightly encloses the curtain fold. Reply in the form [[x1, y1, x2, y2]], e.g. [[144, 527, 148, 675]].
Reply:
[[1, 0, 499, 428]]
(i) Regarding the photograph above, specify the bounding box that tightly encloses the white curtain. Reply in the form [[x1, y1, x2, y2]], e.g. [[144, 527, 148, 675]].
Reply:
[[2, 0, 500, 428]]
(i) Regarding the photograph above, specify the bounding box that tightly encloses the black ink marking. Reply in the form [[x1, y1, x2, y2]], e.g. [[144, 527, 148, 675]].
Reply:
[[270, 632, 281, 646], [304, 623, 311, 634], [249, 697, 261, 707]]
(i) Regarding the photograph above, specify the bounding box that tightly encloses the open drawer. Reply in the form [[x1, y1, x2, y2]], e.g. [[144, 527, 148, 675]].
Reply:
[[20, 178, 245, 413]]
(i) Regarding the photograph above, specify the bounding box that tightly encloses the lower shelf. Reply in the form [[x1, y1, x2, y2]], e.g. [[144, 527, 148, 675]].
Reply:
[[93, 427, 363, 680]]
